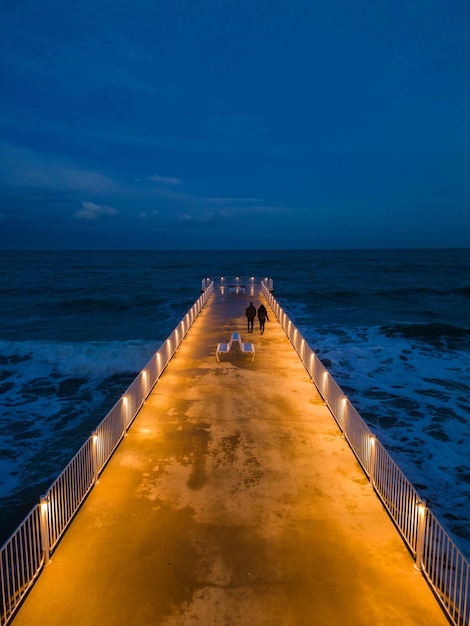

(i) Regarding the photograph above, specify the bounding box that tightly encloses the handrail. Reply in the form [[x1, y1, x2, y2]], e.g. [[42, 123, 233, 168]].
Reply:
[[261, 279, 469, 626], [0, 281, 214, 626]]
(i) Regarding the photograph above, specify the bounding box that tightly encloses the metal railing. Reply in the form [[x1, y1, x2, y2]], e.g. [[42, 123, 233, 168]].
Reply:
[[206, 275, 274, 297], [0, 282, 214, 626], [261, 279, 469, 626]]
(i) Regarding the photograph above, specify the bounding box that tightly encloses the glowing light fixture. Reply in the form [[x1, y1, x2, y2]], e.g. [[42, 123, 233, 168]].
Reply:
[[414, 500, 427, 570], [369, 434, 377, 486]]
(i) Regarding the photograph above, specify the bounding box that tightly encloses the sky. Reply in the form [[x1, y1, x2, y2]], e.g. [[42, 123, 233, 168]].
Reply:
[[0, 0, 469, 250]]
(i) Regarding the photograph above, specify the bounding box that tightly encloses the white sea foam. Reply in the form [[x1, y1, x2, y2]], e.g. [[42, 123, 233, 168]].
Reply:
[[0, 338, 159, 500]]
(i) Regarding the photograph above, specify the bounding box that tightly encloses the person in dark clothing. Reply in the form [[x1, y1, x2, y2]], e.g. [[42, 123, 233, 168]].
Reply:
[[257, 304, 269, 334], [246, 302, 256, 333]]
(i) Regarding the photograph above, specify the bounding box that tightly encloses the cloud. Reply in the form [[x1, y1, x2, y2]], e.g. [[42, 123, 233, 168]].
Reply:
[[139, 209, 159, 219], [178, 211, 215, 222], [73, 201, 119, 221], [150, 174, 182, 185], [201, 196, 263, 206], [0, 142, 120, 194]]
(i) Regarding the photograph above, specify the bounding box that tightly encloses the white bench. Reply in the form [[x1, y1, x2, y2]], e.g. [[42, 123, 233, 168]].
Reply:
[[216, 331, 255, 361]]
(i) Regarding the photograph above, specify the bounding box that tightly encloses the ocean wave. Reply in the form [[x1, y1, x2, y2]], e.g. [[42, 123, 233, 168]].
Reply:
[[50, 297, 133, 313], [0, 338, 160, 529], [0, 339, 159, 378], [303, 285, 457, 300], [454, 285, 470, 298], [48, 294, 174, 314], [379, 322, 470, 347]]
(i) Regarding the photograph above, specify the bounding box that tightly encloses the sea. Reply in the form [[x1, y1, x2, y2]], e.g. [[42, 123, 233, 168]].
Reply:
[[0, 249, 469, 558]]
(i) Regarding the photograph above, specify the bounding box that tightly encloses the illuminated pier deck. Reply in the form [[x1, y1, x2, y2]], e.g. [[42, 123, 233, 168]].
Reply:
[[11, 286, 448, 626]]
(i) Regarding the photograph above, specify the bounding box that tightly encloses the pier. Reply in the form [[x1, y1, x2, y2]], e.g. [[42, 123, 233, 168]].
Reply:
[[3, 280, 460, 624]]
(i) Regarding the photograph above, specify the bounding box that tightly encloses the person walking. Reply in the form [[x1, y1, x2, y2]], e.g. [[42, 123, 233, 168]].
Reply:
[[245, 302, 256, 333], [257, 304, 269, 334]]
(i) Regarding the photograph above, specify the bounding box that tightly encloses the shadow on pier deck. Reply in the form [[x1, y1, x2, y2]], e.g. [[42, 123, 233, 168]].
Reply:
[[12, 287, 448, 626]]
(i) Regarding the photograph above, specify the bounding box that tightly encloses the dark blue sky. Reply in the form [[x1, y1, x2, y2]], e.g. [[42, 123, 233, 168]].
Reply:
[[1, 0, 469, 249]]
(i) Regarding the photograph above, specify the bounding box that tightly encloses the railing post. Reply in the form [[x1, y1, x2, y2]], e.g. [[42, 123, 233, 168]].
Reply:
[[142, 370, 148, 400], [92, 431, 99, 485], [369, 435, 376, 487], [322, 371, 329, 404], [414, 500, 427, 571], [39, 495, 51, 565], [122, 395, 129, 435], [340, 396, 348, 434], [342, 401, 348, 439]]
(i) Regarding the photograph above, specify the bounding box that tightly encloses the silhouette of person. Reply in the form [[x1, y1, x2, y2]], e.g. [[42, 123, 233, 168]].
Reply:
[[257, 304, 269, 334], [246, 302, 256, 333]]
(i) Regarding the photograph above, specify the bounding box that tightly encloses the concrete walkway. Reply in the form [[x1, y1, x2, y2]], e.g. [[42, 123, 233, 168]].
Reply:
[[12, 286, 448, 626]]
